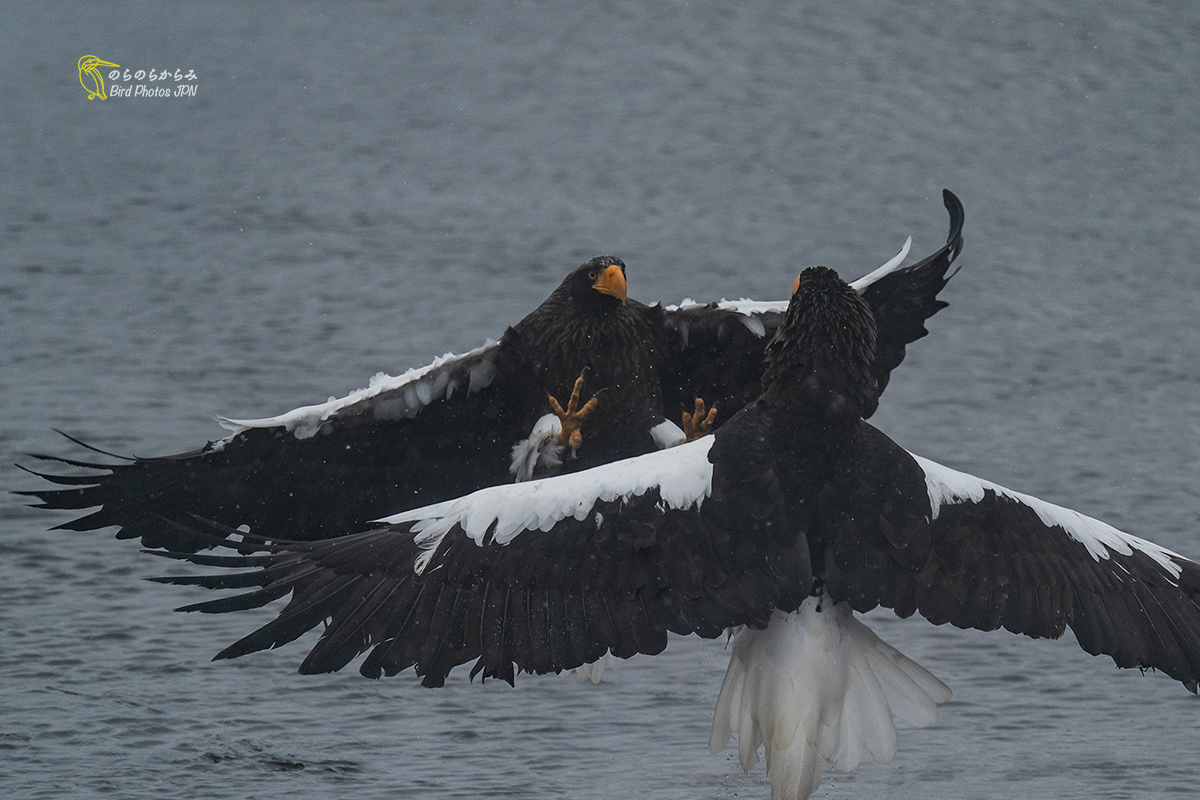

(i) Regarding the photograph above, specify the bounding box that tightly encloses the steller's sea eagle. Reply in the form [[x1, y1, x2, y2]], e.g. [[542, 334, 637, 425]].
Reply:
[[149, 263, 1200, 800]]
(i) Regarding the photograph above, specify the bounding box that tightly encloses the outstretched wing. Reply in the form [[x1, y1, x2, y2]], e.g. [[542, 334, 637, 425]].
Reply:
[[822, 424, 1200, 691], [660, 189, 965, 423], [858, 188, 964, 415], [19, 343, 534, 551], [151, 422, 809, 686]]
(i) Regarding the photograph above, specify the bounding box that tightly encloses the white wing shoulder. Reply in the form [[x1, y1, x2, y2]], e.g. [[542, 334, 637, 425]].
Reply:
[[218, 341, 503, 439]]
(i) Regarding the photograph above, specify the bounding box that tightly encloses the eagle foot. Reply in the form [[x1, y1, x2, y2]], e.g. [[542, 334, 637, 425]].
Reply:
[[682, 398, 717, 442], [548, 377, 598, 450]]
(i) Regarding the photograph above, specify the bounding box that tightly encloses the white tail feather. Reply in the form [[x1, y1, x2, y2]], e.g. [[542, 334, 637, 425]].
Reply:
[[709, 598, 951, 800], [509, 414, 564, 482]]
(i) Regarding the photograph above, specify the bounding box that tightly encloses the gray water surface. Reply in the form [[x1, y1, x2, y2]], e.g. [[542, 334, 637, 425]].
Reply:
[[4, 3, 1200, 798]]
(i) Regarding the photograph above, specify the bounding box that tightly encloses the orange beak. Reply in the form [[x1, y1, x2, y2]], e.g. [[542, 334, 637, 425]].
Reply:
[[791, 274, 802, 295], [592, 263, 627, 305]]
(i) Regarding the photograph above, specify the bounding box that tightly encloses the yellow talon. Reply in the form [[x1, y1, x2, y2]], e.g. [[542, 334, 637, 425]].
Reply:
[[682, 397, 717, 442], [548, 377, 598, 449]]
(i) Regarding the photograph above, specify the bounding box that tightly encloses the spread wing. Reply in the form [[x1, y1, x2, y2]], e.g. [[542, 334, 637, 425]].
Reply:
[[822, 424, 1200, 691], [149, 424, 810, 687], [660, 189, 965, 423], [18, 343, 535, 551]]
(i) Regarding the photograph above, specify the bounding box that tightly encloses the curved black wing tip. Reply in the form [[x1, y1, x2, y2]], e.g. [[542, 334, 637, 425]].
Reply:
[[935, 189, 965, 268], [940, 188, 965, 245], [51, 429, 135, 461], [941, 188, 962, 215]]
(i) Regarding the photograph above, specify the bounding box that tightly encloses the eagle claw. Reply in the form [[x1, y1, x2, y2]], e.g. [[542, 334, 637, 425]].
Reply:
[[682, 398, 717, 442], [548, 377, 598, 450]]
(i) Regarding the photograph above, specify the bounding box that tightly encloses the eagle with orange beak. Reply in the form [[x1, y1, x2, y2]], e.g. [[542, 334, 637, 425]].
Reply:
[[501, 255, 690, 480]]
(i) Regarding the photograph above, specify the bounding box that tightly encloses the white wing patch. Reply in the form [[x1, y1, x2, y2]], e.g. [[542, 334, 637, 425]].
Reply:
[[664, 297, 789, 317], [848, 236, 913, 291], [664, 236, 914, 321], [384, 437, 717, 574], [912, 453, 1185, 580], [217, 341, 500, 439]]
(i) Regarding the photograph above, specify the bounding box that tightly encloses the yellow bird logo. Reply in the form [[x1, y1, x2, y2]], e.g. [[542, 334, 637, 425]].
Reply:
[[78, 55, 120, 100]]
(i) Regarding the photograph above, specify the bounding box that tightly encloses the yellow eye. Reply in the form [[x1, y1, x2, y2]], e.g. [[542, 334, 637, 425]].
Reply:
[[588, 271, 597, 280]]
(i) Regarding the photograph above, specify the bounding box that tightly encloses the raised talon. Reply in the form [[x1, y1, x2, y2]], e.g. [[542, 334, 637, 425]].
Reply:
[[682, 397, 717, 442], [547, 377, 598, 450]]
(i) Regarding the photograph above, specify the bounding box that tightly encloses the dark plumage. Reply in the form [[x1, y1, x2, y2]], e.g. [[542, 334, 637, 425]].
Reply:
[[19, 192, 965, 553], [502, 255, 672, 469], [152, 260, 1200, 799]]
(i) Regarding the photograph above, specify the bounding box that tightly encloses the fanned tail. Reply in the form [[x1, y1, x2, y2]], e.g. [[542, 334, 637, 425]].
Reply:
[[709, 598, 951, 800]]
